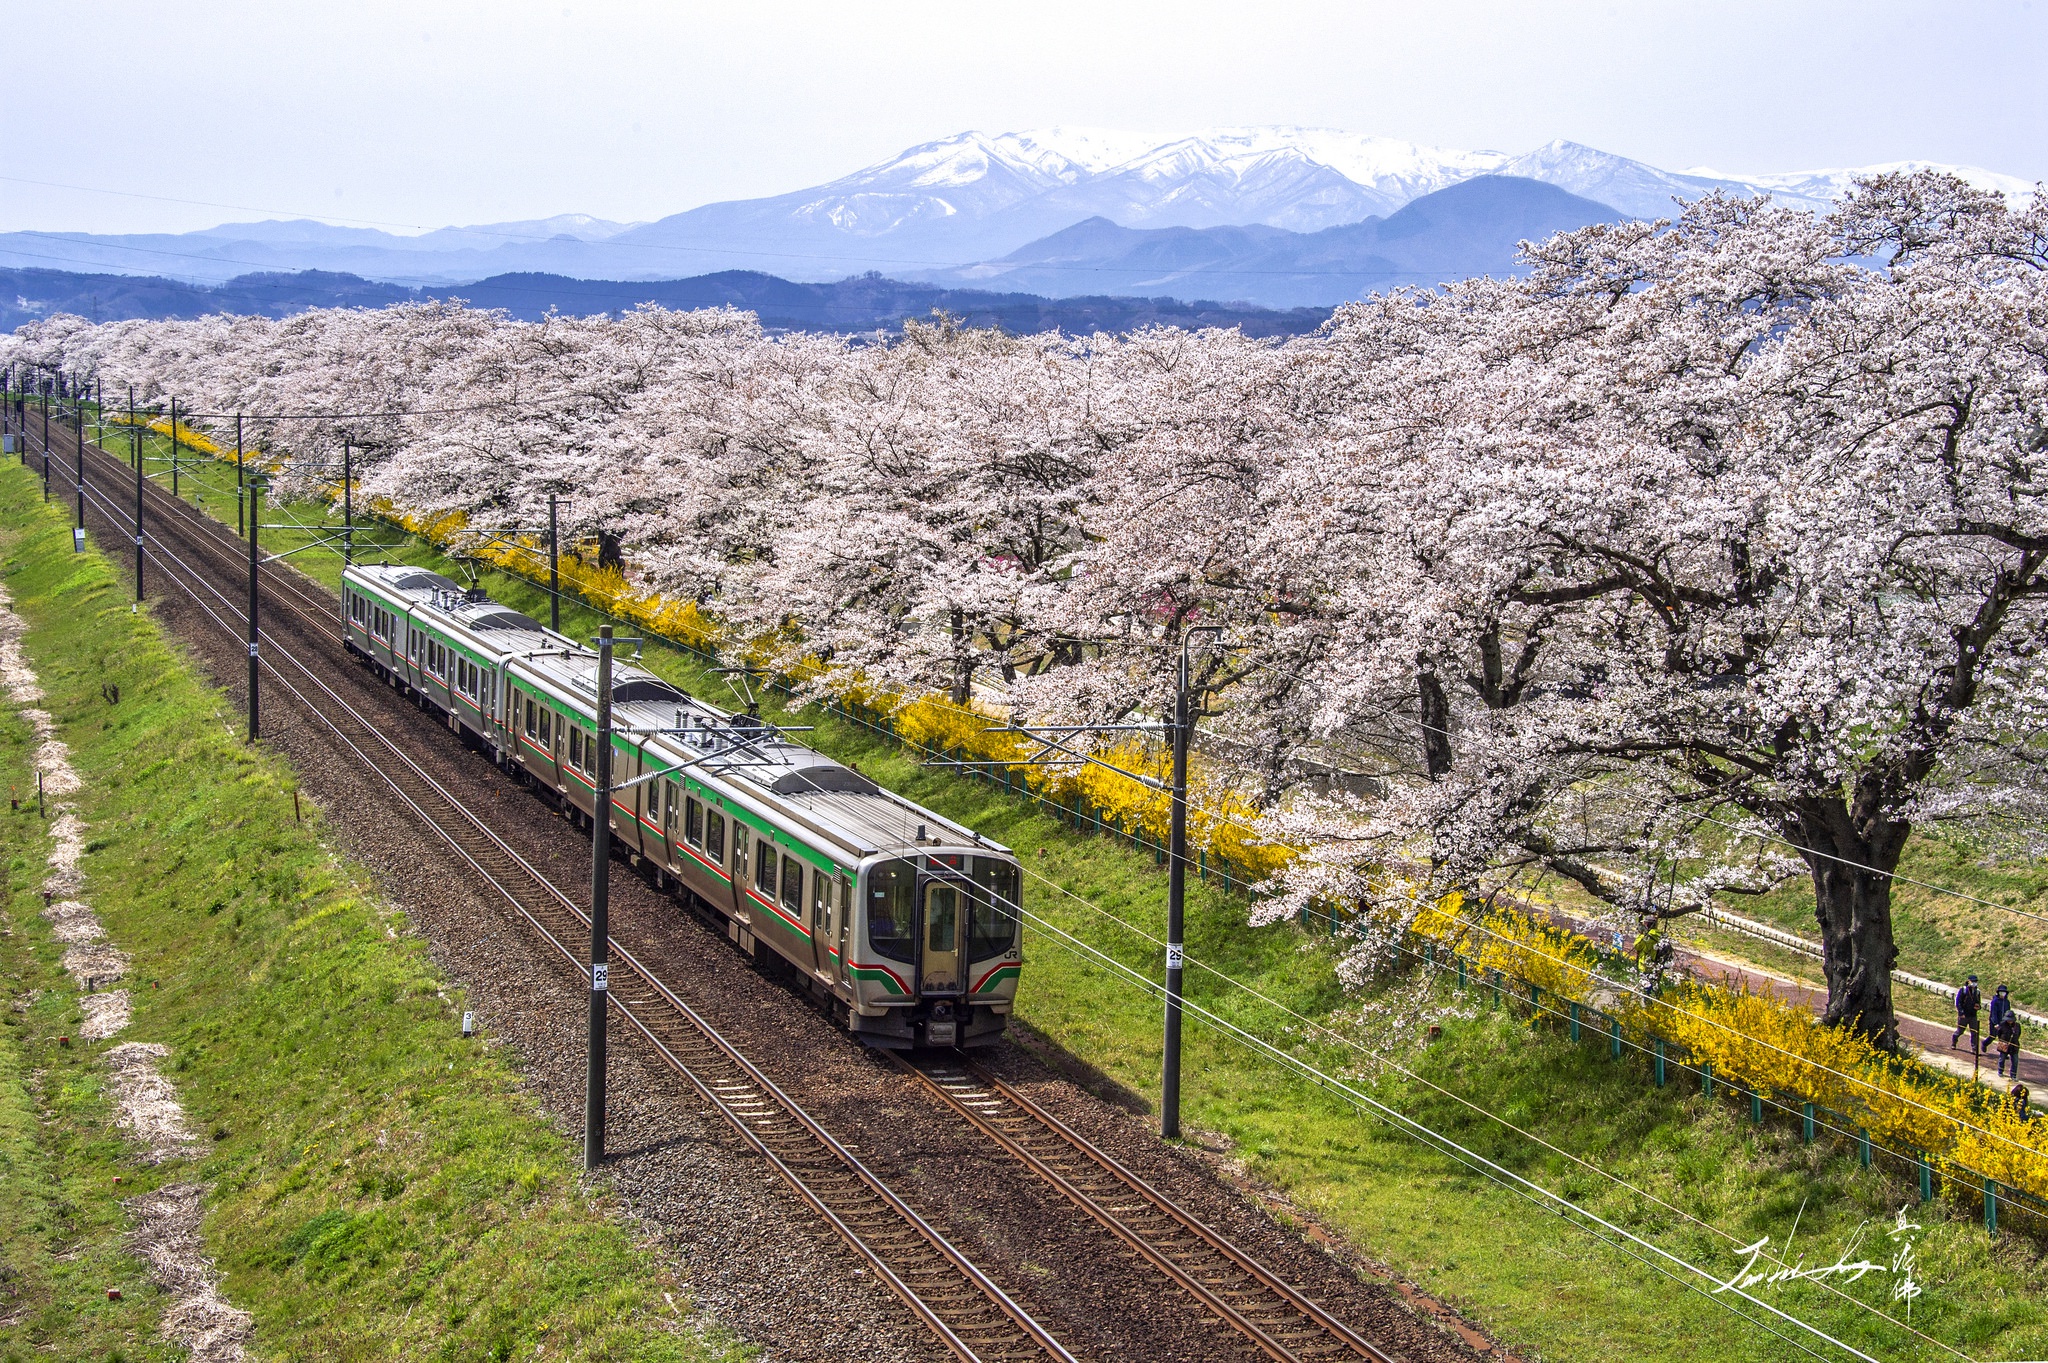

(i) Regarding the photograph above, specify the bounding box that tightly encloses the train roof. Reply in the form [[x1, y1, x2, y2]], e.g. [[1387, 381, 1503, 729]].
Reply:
[[347, 562, 552, 641], [511, 646, 1008, 861], [345, 563, 1008, 862]]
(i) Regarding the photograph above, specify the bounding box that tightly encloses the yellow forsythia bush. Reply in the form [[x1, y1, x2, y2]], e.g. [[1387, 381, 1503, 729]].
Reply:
[[1410, 895, 2048, 1203], [172, 431, 2043, 1191], [892, 694, 1291, 881]]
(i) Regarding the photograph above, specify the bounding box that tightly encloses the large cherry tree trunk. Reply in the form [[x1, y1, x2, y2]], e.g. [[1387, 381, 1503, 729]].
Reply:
[[1785, 797, 1907, 1049]]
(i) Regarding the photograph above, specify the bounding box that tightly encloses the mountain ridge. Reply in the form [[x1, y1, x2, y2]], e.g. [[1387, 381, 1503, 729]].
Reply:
[[0, 128, 2031, 297]]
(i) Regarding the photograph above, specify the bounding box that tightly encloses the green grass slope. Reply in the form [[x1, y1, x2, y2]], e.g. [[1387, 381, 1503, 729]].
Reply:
[[0, 463, 742, 1361], [113, 435, 2048, 1361]]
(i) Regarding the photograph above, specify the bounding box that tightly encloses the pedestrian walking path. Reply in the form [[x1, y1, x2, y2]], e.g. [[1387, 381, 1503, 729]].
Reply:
[[1676, 941, 2043, 1089]]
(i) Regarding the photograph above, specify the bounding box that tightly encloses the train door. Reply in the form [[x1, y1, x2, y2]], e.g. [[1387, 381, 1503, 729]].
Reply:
[[807, 867, 830, 977], [919, 879, 962, 997], [835, 873, 853, 985]]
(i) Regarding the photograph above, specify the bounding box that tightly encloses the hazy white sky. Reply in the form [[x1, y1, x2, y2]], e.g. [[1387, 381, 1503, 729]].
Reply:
[[5, 0, 2043, 235]]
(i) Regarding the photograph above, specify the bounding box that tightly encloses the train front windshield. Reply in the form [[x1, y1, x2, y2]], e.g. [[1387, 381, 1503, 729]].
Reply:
[[866, 856, 1020, 980]]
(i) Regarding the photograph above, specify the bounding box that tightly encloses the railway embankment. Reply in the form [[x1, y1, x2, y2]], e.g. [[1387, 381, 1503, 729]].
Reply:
[[212, 489, 2048, 1363], [0, 467, 743, 1361], [47, 421, 2048, 1361]]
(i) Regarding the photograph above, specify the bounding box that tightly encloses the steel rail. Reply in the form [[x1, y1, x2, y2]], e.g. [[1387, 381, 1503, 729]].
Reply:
[[894, 1056, 1397, 1363], [66, 427, 1399, 1363], [66, 458, 1074, 1363]]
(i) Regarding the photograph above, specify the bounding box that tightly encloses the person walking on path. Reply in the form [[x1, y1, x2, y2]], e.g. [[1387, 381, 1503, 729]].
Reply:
[[1990, 985, 2021, 1078], [1953, 975, 1983, 1054]]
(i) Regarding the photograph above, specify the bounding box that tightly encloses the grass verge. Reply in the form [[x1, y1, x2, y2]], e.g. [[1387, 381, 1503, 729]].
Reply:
[[0, 460, 743, 1360], [126, 438, 2048, 1361]]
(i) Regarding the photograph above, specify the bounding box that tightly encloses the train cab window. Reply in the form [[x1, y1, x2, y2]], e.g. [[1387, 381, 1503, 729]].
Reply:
[[838, 875, 853, 937], [969, 856, 1021, 957], [866, 860, 917, 964], [780, 855, 803, 915], [685, 798, 703, 847], [705, 812, 726, 867], [755, 841, 776, 898]]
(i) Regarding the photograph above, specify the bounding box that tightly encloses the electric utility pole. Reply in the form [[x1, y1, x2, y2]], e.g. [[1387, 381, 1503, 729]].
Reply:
[[585, 624, 614, 1169], [133, 427, 144, 602], [236, 415, 244, 537], [1160, 626, 1221, 1139], [945, 626, 1224, 1140], [549, 493, 561, 632], [343, 437, 354, 565], [247, 475, 262, 742], [73, 403, 84, 550]]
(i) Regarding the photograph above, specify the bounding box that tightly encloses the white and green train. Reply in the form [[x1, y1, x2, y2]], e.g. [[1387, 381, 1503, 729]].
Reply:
[[341, 562, 1021, 1049]]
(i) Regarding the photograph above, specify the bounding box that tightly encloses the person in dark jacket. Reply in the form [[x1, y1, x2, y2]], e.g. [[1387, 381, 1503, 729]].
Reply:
[[1989, 985, 2021, 1077], [1953, 975, 1982, 1053], [1994, 1016, 2022, 1078]]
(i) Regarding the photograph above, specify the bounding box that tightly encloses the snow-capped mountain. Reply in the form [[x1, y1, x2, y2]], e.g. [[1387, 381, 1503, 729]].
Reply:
[[0, 128, 2029, 293]]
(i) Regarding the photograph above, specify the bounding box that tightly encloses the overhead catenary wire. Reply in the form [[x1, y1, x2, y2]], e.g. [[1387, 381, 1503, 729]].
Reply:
[[59, 402, 2039, 1156], [1000, 888, 1897, 1363], [1008, 857, 1983, 1360], [37, 408, 2006, 1362], [1165, 640, 2048, 932]]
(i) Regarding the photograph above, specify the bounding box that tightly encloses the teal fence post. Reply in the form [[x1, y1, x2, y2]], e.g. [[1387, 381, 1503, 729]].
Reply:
[[1802, 1103, 1815, 1144], [1490, 969, 1502, 1007], [1751, 1090, 1763, 1125], [1858, 1129, 1871, 1168], [1702, 1062, 1713, 1099], [1654, 1039, 1666, 1087], [1425, 942, 1436, 973], [1610, 1016, 1621, 1061], [1199, 847, 1207, 882], [1985, 1179, 1998, 1236], [1919, 1152, 1932, 1204], [1569, 1001, 1581, 1042], [1529, 981, 1541, 1015], [1457, 957, 1467, 991]]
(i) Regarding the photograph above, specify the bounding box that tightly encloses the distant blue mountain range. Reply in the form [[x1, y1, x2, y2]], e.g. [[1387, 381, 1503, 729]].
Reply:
[[4, 174, 1629, 319], [917, 176, 1621, 307], [0, 266, 1334, 337]]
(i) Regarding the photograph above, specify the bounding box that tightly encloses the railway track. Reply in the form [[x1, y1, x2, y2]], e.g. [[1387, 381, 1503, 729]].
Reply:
[[44, 422, 1408, 1363], [50, 428, 1073, 1363], [897, 1056, 1395, 1363]]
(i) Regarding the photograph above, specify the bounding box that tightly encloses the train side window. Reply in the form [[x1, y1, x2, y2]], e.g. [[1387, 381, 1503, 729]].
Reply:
[[706, 812, 725, 866], [838, 875, 852, 939], [685, 798, 703, 847], [569, 727, 582, 771], [755, 842, 776, 897], [539, 709, 552, 751], [523, 696, 536, 739], [780, 854, 803, 914], [812, 869, 829, 936], [731, 828, 747, 883]]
